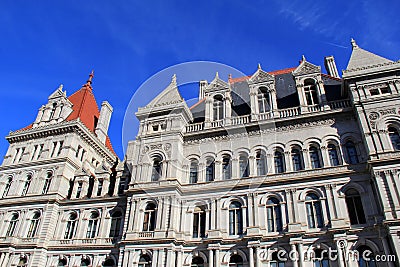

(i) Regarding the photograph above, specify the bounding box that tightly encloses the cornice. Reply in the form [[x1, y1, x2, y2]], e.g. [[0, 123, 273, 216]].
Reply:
[[6, 120, 116, 163]]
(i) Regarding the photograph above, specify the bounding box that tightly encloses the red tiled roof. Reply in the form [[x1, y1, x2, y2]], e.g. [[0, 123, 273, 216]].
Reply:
[[189, 97, 205, 110], [16, 74, 116, 156], [268, 67, 297, 75], [228, 67, 297, 84]]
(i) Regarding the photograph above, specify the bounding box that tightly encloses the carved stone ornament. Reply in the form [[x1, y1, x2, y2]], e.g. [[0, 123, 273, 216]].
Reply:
[[368, 112, 379, 121], [379, 108, 396, 116]]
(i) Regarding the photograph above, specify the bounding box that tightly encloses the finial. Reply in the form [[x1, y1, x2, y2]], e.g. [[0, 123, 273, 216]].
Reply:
[[58, 84, 63, 91], [215, 72, 219, 79], [228, 74, 232, 79], [301, 55, 306, 62], [258, 63, 261, 70], [351, 38, 358, 49], [87, 70, 94, 84], [171, 74, 177, 85]]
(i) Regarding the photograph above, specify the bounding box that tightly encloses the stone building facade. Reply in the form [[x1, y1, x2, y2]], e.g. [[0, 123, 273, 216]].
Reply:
[[0, 40, 399, 267]]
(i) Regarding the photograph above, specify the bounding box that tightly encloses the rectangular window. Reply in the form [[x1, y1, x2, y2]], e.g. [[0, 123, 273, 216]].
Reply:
[[76, 182, 83, 198], [57, 141, 63, 156], [51, 142, 57, 157], [96, 180, 103, 196]]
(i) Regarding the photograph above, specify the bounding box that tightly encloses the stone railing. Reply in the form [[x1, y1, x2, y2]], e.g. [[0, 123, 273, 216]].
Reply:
[[185, 100, 351, 133], [231, 115, 250, 125], [278, 107, 301, 118], [55, 237, 115, 246], [186, 122, 204, 133], [138, 231, 155, 238], [257, 112, 273, 121], [328, 99, 351, 109]]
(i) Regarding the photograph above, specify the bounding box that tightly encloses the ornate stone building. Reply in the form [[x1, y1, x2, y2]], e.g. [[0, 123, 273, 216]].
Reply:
[[0, 40, 400, 267]]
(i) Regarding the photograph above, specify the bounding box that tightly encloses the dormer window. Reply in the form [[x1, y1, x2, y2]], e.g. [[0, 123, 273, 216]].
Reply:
[[258, 87, 270, 113], [304, 79, 319, 105], [213, 95, 224, 121]]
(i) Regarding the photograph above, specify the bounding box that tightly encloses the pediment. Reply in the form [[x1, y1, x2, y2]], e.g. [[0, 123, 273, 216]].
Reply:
[[205, 73, 229, 92], [249, 68, 274, 84], [293, 61, 321, 76]]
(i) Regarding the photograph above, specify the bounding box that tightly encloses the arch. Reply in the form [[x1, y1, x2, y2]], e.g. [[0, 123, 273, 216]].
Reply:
[[222, 250, 248, 264], [290, 145, 304, 171], [255, 149, 267, 176], [340, 183, 366, 195], [299, 187, 324, 201], [353, 239, 380, 255], [259, 193, 284, 205], [205, 156, 215, 182], [213, 94, 225, 121], [222, 196, 246, 209], [183, 251, 208, 265], [303, 78, 319, 105], [27, 210, 41, 238], [308, 144, 323, 169], [57, 258, 68, 267], [221, 154, 232, 180], [238, 152, 249, 178], [189, 158, 199, 184], [150, 155, 163, 181]]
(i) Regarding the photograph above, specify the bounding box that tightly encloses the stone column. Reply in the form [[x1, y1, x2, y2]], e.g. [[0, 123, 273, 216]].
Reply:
[[215, 161, 222, 181], [209, 249, 214, 267], [151, 250, 159, 267], [284, 151, 292, 172], [374, 171, 394, 220], [247, 193, 254, 228], [176, 250, 183, 267], [320, 146, 329, 167], [249, 247, 255, 267], [232, 158, 239, 179], [215, 249, 220, 267], [249, 90, 258, 121], [249, 156, 256, 177], [303, 149, 311, 169], [291, 243, 298, 267]]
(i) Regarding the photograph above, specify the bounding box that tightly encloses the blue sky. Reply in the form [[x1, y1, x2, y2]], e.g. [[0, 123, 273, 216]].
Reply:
[[0, 0, 399, 159]]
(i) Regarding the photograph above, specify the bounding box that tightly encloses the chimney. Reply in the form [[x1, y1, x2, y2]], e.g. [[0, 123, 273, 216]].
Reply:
[[95, 101, 113, 144], [199, 80, 208, 99], [324, 56, 339, 78]]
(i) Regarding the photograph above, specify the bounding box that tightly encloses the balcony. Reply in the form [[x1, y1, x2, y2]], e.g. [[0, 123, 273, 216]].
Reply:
[[185, 99, 351, 133]]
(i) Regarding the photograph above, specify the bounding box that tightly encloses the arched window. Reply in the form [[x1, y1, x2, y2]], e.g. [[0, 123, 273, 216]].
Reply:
[[64, 213, 78, 239], [258, 87, 270, 113], [16, 257, 27, 267], [327, 144, 340, 166], [42, 171, 53, 194], [143, 203, 157, 231], [345, 141, 359, 164], [151, 156, 163, 181], [274, 151, 285, 173], [357, 246, 376, 267], [21, 174, 32, 196], [193, 206, 206, 238], [313, 249, 330, 267], [213, 95, 224, 121], [189, 159, 199, 184], [206, 157, 215, 182], [86, 211, 99, 238], [58, 259, 68, 267], [6, 213, 19, 236], [304, 79, 319, 105], [256, 150, 267, 176], [138, 254, 152, 267], [103, 258, 115, 267], [266, 198, 283, 232], [345, 189, 366, 225], [309, 146, 322, 169], [239, 153, 249, 178], [222, 155, 232, 180], [229, 201, 243, 235], [109, 211, 122, 238], [191, 256, 205, 267], [291, 148, 304, 171], [27, 212, 40, 238], [270, 251, 285, 267], [305, 193, 323, 229], [80, 258, 91, 267], [229, 254, 244, 267], [2, 176, 13, 198], [388, 127, 400, 150]]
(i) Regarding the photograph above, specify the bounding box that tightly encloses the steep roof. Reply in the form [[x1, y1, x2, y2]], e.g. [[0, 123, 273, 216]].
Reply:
[[346, 39, 393, 70], [17, 73, 116, 155]]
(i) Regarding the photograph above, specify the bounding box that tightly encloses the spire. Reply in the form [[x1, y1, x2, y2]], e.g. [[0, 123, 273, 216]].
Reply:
[[171, 74, 177, 85], [87, 70, 94, 85], [58, 84, 63, 91], [215, 72, 219, 79], [301, 55, 306, 62], [351, 38, 358, 49], [258, 63, 262, 70]]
